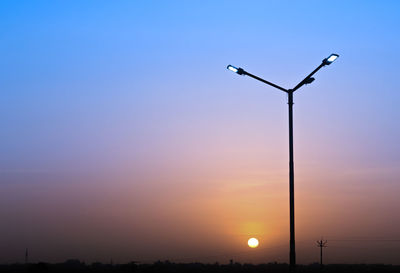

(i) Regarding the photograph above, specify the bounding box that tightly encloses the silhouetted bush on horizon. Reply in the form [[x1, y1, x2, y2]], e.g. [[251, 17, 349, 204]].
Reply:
[[0, 260, 399, 273]]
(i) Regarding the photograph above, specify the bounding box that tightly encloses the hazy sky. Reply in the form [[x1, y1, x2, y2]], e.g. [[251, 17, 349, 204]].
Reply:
[[1, 0, 400, 265]]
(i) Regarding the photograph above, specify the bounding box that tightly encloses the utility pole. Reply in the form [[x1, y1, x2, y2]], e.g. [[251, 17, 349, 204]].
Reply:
[[25, 248, 28, 264], [316, 239, 327, 268]]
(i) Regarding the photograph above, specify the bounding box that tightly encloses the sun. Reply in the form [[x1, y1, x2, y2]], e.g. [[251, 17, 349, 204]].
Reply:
[[247, 237, 259, 248]]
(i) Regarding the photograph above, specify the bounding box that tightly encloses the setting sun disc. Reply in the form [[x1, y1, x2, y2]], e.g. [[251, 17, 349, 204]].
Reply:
[[247, 238, 259, 248]]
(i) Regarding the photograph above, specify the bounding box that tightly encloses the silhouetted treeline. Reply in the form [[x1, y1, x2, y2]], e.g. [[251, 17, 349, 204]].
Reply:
[[0, 260, 399, 273]]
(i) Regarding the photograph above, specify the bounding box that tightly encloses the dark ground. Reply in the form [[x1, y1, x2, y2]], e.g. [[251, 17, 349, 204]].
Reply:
[[1, 260, 399, 273]]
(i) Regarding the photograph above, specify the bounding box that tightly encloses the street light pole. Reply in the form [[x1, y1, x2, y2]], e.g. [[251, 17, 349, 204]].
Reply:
[[288, 89, 295, 268], [227, 54, 338, 272]]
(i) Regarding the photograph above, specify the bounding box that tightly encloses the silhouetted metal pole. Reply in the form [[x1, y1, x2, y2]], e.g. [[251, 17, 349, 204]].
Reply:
[[226, 54, 339, 273], [288, 90, 295, 269], [320, 244, 322, 265], [317, 239, 328, 269]]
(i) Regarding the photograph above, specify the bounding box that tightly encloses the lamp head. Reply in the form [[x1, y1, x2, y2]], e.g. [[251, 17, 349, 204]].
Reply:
[[227, 65, 245, 75], [323, 54, 339, 65]]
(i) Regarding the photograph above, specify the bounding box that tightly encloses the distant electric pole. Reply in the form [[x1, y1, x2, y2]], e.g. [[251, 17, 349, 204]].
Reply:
[[25, 248, 28, 264], [316, 239, 327, 268]]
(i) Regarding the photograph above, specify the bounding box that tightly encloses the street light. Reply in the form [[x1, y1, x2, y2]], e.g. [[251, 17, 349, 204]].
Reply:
[[323, 53, 339, 65], [227, 65, 239, 73], [227, 65, 245, 75], [226, 54, 339, 272]]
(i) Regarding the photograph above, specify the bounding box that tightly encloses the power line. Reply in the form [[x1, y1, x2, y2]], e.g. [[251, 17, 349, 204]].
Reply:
[[329, 239, 400, 242]]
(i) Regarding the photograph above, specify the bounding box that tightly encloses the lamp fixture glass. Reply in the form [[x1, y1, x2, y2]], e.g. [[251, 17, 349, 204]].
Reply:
[[324, 54, 339, 65], [227, 65, 239, 73]]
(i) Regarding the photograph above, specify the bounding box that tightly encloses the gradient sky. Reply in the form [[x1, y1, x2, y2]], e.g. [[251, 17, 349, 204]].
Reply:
[[1, 0, 400, 265]]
